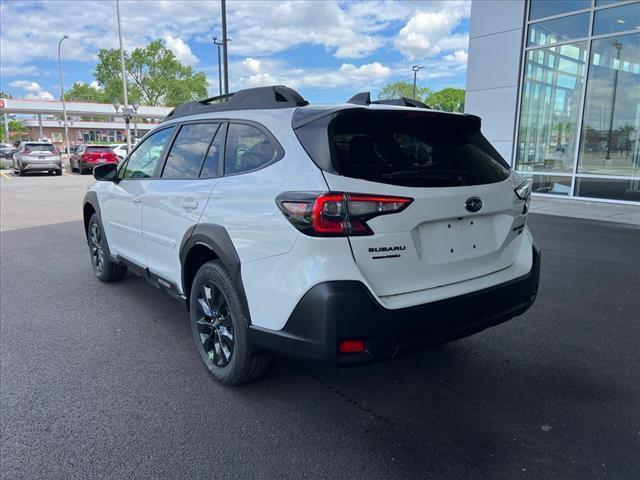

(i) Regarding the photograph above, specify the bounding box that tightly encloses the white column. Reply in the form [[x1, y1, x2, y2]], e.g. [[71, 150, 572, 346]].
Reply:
[[38, 114, 44, 140]]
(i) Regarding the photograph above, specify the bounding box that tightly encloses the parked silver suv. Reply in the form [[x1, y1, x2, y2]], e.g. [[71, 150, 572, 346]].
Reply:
[[14, 142, 62, 176]]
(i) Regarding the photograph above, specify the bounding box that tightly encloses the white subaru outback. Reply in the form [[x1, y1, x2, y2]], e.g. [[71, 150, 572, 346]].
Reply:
[[83, 86, 540, 385]]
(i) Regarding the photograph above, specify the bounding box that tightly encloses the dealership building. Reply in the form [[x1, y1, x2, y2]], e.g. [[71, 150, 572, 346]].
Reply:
[[466, 0, 639, 204]]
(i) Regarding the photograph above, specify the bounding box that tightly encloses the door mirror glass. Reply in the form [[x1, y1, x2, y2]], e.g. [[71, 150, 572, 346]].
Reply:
[[94, 163, 118, 182]]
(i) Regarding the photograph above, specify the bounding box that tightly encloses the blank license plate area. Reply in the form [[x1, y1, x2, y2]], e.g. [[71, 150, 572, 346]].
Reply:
[[417, 216, 501, 265]]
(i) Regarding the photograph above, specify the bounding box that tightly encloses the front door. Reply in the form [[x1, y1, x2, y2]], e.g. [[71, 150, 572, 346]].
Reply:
[[99, 126, 175, 267]]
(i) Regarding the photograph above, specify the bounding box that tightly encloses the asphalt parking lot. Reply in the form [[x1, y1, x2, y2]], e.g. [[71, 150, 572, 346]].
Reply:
[[1, 172, 639, 480]]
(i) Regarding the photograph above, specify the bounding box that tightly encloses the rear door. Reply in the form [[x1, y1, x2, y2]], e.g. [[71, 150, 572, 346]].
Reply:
[[143, 122, 224, 285], [306, 109, 527, 297]]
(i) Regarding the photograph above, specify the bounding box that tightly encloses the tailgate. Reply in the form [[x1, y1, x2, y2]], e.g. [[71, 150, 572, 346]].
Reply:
[[323, 173, 526, 297]]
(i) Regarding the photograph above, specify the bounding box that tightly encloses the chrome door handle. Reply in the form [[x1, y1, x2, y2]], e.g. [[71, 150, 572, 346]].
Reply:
[[132, 196, 142, 204], [180, 198, 198, 210]]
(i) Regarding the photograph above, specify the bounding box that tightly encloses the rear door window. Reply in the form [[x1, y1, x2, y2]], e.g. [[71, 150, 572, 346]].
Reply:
[[24, 143, 55, 154], [200, 124, 225, 178], [162, 123, 220, 179], [224, 123, 279, 175]]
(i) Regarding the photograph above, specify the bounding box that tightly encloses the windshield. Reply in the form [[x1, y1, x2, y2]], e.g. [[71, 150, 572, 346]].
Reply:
[[24, 144, 56, 154], [296, 109, 510, 188]]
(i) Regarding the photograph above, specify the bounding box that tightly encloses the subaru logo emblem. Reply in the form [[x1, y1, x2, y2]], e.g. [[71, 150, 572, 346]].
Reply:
[[465, 197, 483, 213]]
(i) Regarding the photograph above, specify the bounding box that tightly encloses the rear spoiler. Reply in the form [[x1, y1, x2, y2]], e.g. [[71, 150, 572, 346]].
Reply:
[[347, 91, 431, 109]]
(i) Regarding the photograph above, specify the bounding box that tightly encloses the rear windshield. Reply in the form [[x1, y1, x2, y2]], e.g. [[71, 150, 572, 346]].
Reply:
[[86, 146, 114, 153], [24, 143, 55, 153], [296, 109, 510, 188]]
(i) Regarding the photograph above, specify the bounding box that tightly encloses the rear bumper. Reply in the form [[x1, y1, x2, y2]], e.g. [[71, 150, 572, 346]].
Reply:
[[22, 162, 61, 171], [250, 245, 541, 365], [79, 161, 116, 170]]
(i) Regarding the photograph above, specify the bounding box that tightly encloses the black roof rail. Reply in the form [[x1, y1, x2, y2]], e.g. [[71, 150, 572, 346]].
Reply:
[[346, 91, 431, 109], [163, 85, 308, 121]]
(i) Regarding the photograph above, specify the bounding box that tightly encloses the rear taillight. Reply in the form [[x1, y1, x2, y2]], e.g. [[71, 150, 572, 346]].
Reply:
[[276, 192, 412, 237]]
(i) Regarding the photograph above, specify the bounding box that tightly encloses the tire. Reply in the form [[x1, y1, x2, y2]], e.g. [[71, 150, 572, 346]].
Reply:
[[87, 213, 127, 282], [54, 169, 62, 176], [17, 167, 25, 176], [190, 261, 271, 385]]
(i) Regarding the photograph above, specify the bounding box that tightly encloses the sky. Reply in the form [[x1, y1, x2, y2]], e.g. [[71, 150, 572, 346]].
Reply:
[[0, 0, 471, 104]]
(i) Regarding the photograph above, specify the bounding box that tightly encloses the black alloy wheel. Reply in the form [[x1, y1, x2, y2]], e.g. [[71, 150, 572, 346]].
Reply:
[[189, 260, 270, 385], [195, 282, 235, 367], [89, 221, 105, 274]]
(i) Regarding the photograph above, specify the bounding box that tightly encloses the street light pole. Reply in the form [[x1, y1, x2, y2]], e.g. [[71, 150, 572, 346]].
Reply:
[[213, 36, 223, 95], [221, 0, 229, 94], [132, 103, 139, 140], [412, 65, 424, 100], [116, 0, 131, 152], [58, 35, 70, 153]]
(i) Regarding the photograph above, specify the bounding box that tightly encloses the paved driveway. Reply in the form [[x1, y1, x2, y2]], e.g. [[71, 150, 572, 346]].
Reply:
[[1, 173, 639, 479]]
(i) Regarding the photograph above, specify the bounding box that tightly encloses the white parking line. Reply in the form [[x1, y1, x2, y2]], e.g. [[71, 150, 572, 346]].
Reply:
[[0, 171, 12, 180]]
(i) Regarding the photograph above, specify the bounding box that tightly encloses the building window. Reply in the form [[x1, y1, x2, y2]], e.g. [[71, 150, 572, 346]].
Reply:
[[515, 42, 588, 175], [516, 0, 640, 203]]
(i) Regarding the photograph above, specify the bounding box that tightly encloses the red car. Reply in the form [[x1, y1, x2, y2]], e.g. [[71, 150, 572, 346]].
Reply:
[[70, 145, 119, 174]]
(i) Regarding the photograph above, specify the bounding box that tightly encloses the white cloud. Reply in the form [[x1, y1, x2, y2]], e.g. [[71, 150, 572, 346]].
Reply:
[[443, 49, 468, 64], [224, 1, 383, 59], [9, 80, 54, 100], [235, 58, 392, 91], [25, 91, 54, 100], [89, 80, 101, 89], [10, 80, 42, 92], [0, 63, 38, 77], [396, 3, 470, 60], [243, 58, 262, 74], [164, 35, 199, 66]]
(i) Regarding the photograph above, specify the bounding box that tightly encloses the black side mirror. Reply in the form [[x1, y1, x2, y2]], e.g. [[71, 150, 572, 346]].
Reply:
[[94, 163, 118, 182]]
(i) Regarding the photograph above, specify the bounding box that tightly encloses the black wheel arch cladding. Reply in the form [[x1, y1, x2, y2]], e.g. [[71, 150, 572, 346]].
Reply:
[[180, 223, 251, 321]]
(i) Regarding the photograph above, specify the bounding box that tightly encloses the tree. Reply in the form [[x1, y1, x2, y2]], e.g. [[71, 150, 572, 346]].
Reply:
[[64, 82, 108, 103], [1, 118, 26, 142], [426, 87, 465, 113], [94, 40, 208, 106], [0, 91, 13, 99], [378, 81, 432, 103]]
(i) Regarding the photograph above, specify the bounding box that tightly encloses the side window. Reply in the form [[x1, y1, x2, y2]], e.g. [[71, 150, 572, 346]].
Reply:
[[123, 127, 174, 179], [224, 123, 278, 175], [199, 124, 225, 178], [162, 123, 220, 179]]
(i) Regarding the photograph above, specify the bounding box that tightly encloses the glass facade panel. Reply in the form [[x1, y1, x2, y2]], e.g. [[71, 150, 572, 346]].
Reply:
[[593, 2, 640, 36], [530, 174, 573, 195], [528, 13, 590, 46], [518, 1, 640, 203], [516, 42, 588, 173], [530, 0, 591, 20], [578, 34, 640, 176], [575, 176, 640, 201]]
